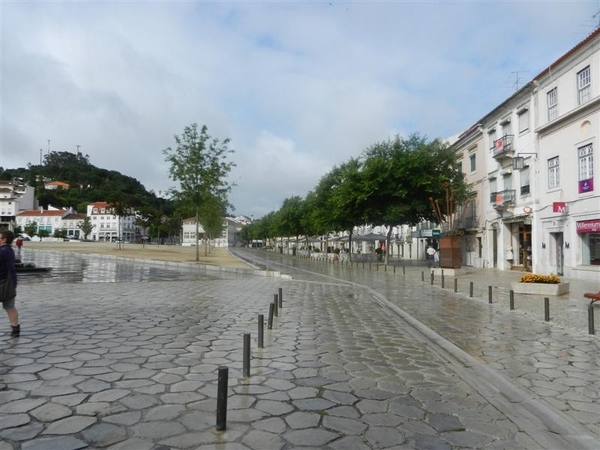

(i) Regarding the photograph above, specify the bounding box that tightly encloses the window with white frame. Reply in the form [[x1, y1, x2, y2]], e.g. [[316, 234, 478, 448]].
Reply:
[[579, 143, 594, 181], [501, 119, 512, 137], [518, 108, 529, 133], [548, 156, 560, 189], [520, 166, 530, 195], [547, 88, 558, 121], [469, 153, 476, 172], [577, 66, 591, 105]]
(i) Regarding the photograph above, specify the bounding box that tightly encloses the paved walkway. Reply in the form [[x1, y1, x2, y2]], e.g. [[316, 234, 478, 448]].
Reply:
[[0, 249, 598, 449]]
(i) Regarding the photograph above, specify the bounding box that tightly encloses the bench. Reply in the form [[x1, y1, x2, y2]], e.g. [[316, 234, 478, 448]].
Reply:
[[585, 291, 600, 334]]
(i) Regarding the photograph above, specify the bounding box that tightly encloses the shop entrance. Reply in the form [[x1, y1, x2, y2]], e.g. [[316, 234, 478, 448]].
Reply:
[[518, 224, 532, 271]]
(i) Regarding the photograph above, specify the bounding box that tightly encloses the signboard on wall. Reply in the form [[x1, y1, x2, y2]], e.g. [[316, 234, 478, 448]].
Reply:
[[578, 178, 594, 193], [552, 202, 567, 213], [576, 219, 600, 233]]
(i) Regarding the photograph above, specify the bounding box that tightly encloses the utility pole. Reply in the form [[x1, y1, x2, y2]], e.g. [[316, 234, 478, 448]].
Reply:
[[47, 139, 51, 157], [39, 149, 43, 165], [76, 145, 81, 156]]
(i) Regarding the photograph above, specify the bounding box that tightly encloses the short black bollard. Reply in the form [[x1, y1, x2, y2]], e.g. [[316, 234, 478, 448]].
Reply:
[[454, 278, 458, 293], [216, 366, 229, 431], [510, 290, 514, 310], [393, 265, 396, 274], [384, 264, 387, 272], [544, 297, 550, 322], [243, 333, 251, 378], [273, 294, 279, 317], [470, 281, 474, 297], [258, 315, 264, 348], [488, 286, 493, 304], [403, 265, 406, 275], [589, 304, 595, 335], [441, 272, 445, 289], [268, 303, 274, 329], [430, 271, 434, 285], [278, 288, 283, 308], [421, 271, 424, 282]]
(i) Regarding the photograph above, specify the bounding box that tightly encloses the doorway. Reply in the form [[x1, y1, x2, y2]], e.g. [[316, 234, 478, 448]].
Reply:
[[492, 229, 498, 268], [552, 232, 564, 275]]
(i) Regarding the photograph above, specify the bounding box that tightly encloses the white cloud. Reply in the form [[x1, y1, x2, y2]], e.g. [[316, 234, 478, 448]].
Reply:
[[2, 1, 598, 217]]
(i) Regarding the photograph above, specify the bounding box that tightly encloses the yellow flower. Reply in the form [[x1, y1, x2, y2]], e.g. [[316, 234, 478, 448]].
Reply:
[[519, 274, 561, 284]]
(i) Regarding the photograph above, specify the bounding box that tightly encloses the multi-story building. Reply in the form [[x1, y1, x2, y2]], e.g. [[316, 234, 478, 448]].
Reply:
[[86, 202, 140, 242], [0, 180, 36, 227], [532, 28, 600, 279], [181, 216, 251, 247], [450, 28, 599, 280]]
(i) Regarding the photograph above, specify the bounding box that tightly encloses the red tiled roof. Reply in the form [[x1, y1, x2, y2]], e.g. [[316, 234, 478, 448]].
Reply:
[[17, 210, 66, 217], [533, 28, 600, 80]]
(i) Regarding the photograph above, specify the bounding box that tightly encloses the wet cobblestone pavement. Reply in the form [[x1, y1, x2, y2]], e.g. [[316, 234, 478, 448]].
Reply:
[[1, 249, 598, 449]]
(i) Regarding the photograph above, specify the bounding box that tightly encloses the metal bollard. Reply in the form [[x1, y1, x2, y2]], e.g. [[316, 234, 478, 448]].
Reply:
[[278, 288, 283, 308], [544, 297, 550, 322], [274, 294, 278, 317], [509, 290, 514, 310], [268, 303, 274, 330], [589, 304, 595, 335], [384, 264, 387, 272], [441, 272, 445, 289], [421, 271, 424, 282], [258, 315, 264, 348], [488, 286, 493, 304], [243, 333, 251, 378], [216, 366, 229, 431], [393, 265, 396, 274], [470, 281, 474, 297], [454, 278, 457, 293], [430, 271, 434, 285], [403, 265, 406, 275]]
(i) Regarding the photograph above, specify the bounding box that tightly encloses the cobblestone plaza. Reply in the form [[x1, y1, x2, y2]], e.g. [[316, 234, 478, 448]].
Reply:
[[1, 248, 598, 449]]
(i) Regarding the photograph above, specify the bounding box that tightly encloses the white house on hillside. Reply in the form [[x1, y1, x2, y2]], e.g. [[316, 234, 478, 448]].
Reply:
[[86, 202, 140, 242], [0, 180, 36, 224], [181, 216, 249, 247]]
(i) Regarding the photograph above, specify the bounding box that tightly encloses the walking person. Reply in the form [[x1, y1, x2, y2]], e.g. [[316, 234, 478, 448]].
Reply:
[[0, 230, 19, 337], [15, 235, 23, 259], [426, 245, 436, 268]]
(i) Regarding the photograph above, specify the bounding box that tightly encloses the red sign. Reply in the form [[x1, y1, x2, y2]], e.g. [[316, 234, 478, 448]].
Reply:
[[553, 202, 566, 213], [576, 219, 600, 233]]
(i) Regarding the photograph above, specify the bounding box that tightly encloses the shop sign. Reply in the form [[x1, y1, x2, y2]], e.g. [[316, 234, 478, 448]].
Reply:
[[578, 178, 594, 193], [552, 202, 566, 213], [420, 230, 433, 237], [432, 229, 441, 237], [576, 219, 600, 233]]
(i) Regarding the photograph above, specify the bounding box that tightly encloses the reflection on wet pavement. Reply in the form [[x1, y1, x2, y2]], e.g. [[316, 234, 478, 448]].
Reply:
[[17, 250, 222, 284]]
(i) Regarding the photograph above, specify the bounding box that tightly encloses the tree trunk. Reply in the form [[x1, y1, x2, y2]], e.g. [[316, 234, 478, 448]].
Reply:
[[195, 206, 200, 262]]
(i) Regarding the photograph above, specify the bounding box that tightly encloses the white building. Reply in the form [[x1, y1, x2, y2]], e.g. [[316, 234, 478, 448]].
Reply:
[[448, 28, 599, 280], [86, 202, 139, 242], [532, 29, 600, 280], [16, 206, 72, 235], [0, 180, 36, 225], [181, 216, 249, 247]]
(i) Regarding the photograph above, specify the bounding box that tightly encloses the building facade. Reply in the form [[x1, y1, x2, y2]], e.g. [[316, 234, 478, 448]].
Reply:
[[86, 202, 140, 242]]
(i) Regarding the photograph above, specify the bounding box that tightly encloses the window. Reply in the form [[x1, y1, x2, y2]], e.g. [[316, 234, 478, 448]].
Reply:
[[578, 144, 593, 180], [520, 166, 530, 195], [469, 153, 476, 172], [548, 156, 560, 188], [501, 120, 512, 137], [547, 88, 558, 121], [518, 109, 529, 133], [503, 173, 512, 190], [577, 66, 591, 105], [578, 144, 594, 193]]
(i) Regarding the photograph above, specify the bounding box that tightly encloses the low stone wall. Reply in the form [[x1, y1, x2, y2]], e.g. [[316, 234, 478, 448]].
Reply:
[[511, 281, 570, 296]]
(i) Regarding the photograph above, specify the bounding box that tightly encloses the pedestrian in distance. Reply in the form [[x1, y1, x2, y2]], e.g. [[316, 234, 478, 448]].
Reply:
[[433, 248, 440, 267], [15, 235, 23, 260], [426, 245, 436, 268], [0, 230, 19, 337]]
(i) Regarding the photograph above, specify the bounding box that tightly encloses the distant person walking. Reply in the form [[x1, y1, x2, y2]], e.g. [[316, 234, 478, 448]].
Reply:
[[0, 230, 19, 337], [426, 245, 436, 268], [15, 235, 23, 259]]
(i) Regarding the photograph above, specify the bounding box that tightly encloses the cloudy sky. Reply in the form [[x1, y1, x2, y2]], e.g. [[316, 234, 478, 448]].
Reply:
[[1, 1, 598, 218]]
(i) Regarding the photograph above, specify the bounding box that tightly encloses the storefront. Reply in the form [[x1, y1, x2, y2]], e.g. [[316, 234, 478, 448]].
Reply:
[[577, 219, 600, 265]]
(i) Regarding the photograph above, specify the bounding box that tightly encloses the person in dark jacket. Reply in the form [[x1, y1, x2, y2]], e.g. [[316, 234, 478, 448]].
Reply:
[[0, 230, 19, 337]]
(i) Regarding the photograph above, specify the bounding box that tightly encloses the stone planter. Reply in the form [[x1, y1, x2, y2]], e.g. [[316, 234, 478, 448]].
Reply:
[[511, 282, 570, 296]]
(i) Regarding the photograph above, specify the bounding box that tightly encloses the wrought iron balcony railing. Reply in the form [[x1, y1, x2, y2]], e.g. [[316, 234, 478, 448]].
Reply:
[[490, 189, 516, 208], [491, 134, 514, 158]]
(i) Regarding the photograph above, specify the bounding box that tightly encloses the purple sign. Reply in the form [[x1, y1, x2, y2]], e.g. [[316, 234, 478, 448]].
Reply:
[[578, 178, 594, 193]]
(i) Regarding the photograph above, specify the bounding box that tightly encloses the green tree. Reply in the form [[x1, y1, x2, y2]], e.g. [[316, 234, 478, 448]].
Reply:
[[79, 217, 94, 240], [38, 229, 50, 240], [361, 134, 469, 264], [24, 222, 38, 237], [163, 124, 235, 261], [276, 196, 305, 251]]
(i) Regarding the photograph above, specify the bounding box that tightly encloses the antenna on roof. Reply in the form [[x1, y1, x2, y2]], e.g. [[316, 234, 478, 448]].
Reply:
[[511, 71, 529, 91], [594, 9, 600, 28]]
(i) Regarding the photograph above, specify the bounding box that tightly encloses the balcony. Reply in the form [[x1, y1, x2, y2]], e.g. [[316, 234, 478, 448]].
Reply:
[[462, 216, 479, 230], [491, 134, 514, 159], [490, 189, 516, 209]]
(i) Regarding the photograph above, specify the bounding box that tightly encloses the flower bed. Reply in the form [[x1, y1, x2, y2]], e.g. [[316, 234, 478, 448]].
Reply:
[[519, 273, 561, 284], [512, 274, 569, 295]]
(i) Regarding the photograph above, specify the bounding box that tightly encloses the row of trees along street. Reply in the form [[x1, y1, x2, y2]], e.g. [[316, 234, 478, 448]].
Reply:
[[241, 134, 471, 265]]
